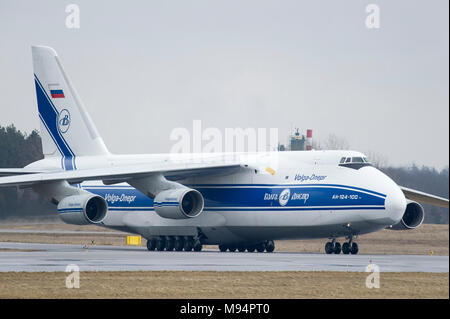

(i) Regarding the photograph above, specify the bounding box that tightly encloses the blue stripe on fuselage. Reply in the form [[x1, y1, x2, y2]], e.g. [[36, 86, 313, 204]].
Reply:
[[84, 184, 386, 212]]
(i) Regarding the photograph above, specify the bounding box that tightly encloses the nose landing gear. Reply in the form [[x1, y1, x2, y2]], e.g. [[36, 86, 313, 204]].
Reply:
[[327, 236, 359, 255], [325, 239, 341, 254]]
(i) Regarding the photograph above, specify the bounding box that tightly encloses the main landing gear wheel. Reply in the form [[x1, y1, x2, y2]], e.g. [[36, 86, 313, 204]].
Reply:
[[246, 246, 256, 253], [265, 240, 275, 253], [193, 241, 203, 252], [156, 237, 166, 251], [217, 241, 275, 253], [165, 237, 175, 251], [183, 237, 194, 251], [325, 241, 341, 254], [228, 245, 237, 252], [146, 238, 156, 251], [174, 236, 184, 251], [256, 243, 265, 253]]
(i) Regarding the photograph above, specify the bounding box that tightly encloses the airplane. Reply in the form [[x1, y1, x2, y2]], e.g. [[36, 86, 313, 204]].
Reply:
[[0, 45, 448, 255]]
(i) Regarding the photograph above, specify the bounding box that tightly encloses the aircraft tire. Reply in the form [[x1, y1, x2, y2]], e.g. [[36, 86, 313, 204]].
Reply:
[[165, 237, 175, 251], [325, 242, 334, 254], [247, 246, 256, 253], [265, 240, 275, 253], [146, 238, 156, 251], [183, 237, 194, 251], [237, 244, 246, 252], [351, 242, 359, 255], [228, 245, 237, 252], [219, 244, 228, 252], [156, 237, 166, 251], [193, 242, 203, 252], [334, 242, 341, 254], [342, 242, 351, 254], [174, 236, 184, 251], [256, 243, 265, 253]]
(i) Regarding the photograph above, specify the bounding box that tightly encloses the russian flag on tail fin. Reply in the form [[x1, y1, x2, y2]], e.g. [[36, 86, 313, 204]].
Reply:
[[49, 84, 65, 98]]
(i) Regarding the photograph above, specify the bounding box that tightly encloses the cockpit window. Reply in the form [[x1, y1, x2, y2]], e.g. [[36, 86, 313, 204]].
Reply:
[[339, 155, 372, 169]]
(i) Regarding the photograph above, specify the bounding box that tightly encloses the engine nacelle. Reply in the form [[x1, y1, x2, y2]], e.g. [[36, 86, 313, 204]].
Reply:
[[57, 194, 108, 225], [154, 188, 204, 219], [389, 200, 425, 230]]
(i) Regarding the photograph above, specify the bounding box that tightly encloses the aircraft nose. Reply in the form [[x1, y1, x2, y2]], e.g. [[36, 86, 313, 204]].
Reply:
[[363, 167, 407, 225], [384, 183, 407, 224]]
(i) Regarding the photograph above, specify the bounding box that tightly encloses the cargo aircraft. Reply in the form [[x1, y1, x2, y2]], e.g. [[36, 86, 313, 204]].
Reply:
[[0, 46, 448, 254]]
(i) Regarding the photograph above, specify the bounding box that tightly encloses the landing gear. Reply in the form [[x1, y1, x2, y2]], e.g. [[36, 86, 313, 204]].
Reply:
[[217, 240, 275, 253], [342, 242, 351, 254], [183, 236, 194, 251], [174, 236, 184, 251], [155, 237, 166, 251], [265, 240, 275, 253], [325, 242, 334, 254], [325, 239, 341, 254], [334, 242, 341, 254], [255, 243, 265, 253], [193, 239, 203, 252], [146, 238, 156, 251], [350, 242, 358, 255], [327, 236, 359, 255], [165, 237, 175, 251], [146, 235, 202, 252]]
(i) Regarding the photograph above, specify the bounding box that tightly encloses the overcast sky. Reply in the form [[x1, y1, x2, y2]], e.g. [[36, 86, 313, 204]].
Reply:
[[0, 0, 448, 169]]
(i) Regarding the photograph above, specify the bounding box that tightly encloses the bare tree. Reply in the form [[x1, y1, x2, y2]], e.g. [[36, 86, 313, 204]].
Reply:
[[364, 151, 389, 168], [322, 134, 350, 150]]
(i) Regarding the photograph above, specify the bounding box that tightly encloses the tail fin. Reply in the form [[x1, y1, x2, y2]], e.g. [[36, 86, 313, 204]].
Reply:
[[31, 45, 109, 170]]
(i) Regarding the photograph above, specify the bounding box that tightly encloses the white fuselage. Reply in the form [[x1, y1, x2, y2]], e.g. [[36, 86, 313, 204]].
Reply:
[[27, 150, 407, 244]]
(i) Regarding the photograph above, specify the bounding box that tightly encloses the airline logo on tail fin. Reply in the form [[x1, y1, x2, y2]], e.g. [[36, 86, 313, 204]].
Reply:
[[58, 109, 71, 134]]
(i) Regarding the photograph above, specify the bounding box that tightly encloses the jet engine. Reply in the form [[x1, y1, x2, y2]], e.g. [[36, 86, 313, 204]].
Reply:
[[154, 188, 204, 219], [57, 194, 108, 225], [389, 200, 424, 230]]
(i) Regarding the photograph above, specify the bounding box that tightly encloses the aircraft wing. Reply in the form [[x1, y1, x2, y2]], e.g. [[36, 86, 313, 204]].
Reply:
[[0, 169, 44, 177], [0, 163, 243, 188], [400, 186, 449, 208]]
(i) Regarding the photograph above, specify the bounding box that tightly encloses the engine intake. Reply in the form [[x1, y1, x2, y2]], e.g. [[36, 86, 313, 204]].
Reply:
[[57, 194, 108, 225], [154, 188, 204, 219], [390, 200, 424, 230]]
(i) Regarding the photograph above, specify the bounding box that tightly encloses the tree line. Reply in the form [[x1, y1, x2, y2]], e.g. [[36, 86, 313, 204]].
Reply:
[[0, 125, 448, 223]]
